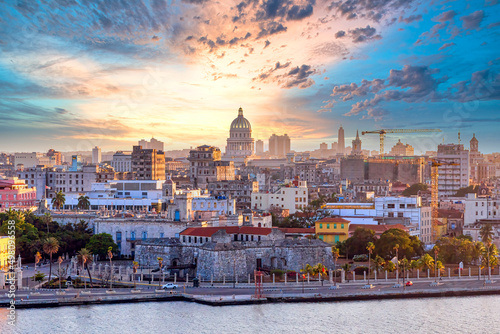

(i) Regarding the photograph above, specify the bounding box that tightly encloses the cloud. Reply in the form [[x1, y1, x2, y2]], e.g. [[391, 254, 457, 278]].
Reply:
[[438, 42, 455, 50], [432, 10, 457, 23], [461, 10, 484, 30], [399, 14, 422, 24], [335, 30, 346, 38], [328, 0, 417, 23], [349, 25, 381, 43]]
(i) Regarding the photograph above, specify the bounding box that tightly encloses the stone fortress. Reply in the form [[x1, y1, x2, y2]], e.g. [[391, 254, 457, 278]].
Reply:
[[135, 226, 333, 281]]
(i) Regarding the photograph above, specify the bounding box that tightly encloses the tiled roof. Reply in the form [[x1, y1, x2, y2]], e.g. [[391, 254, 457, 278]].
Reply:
[[316, 232, 346, 235], [316, 217, 351, 223], [279, 228, 315, 234], [349, 224, 408, 233], [180, 226, 274, 237]]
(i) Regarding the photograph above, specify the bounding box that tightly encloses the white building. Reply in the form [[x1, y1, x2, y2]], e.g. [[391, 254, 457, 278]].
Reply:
[[92, 218, 187, 256], [437, 144, 470, 197], [251, 180, 308, 214], [14, 152, 54, 168], [323, 196, 431, 243], [464, 193, 500, 226], [111, 152, 132, 172], [92, 146, 102, 164]]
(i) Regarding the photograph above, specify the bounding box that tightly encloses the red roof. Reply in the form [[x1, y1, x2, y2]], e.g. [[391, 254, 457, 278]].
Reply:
[[279, 228, 315, 234], [438, 209, 463, 219], [180, 226, 274, 237], [316, 217, 351, 223], [316, 232, 346, 236]]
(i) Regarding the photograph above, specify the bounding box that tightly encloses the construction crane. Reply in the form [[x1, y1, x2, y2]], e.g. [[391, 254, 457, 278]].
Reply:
[[428, 159, 459, 243], [361, 129, 442, 155]]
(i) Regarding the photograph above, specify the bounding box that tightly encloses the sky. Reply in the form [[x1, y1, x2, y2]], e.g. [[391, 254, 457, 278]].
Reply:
[[0, 0, 499, 154]]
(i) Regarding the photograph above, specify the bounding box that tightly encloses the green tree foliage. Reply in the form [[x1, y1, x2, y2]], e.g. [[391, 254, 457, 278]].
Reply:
[[480, 224, 494, 244], [345, 228, 376, 259], [454, 185, 478, 197], [51, 190, 66, 210], [375, 228, 424, 259], [373, 255, 386, 273], [402, 183, 428, 196], [435, 237, 485, 264], [77, 195, 91, 211], [384, 261, 396, 272], [0, 210, 92, 262], [86, 233, 118, 259], [418, 253, 434, 271]]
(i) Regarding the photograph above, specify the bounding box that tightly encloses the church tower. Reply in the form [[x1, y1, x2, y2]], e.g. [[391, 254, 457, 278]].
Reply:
[[352, 130, 362, 156]]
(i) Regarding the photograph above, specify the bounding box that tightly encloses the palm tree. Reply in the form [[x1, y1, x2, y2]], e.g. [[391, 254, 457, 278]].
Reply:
[[433, 246, 439, 282], [418, 253, 434, 271], [43, 212, 52, 234], [480, 224, 494, 244], [77, 195, 91, 211], [77, 248, 94, 288], [107, 246, 113, 290], [394, 244, 400, 283], [132, 261, 139, 289], [332, 246, 340, 287], [43, 237, 60, 283], [373, 255, 385, 274], [51, 190, 65, 211], [472, 242, 485, 279], [366, 242, 375, 285], [157, 257, 163, 288]]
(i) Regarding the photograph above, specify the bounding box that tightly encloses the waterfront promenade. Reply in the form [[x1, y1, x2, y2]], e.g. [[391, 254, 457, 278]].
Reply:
[[3, 275, 500, 308]]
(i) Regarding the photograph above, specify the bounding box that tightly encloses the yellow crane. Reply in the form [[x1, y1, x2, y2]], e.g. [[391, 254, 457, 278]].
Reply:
[[428, 159, 459, 243], [361, 129, 442, 155]]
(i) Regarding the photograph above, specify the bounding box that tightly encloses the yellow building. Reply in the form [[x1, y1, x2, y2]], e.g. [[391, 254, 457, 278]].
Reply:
[[0, 236, 10, 270], [315, 217, 350, 244]]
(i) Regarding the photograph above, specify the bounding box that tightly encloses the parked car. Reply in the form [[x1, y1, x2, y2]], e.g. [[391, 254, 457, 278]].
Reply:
[[406, 281, 413, 286], [162, 283, 178, 290]]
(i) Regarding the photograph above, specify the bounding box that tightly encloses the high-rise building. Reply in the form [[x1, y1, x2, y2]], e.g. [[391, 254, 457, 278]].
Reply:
[[131, 146, 165, 180], [255, 140, 264, 155], [225, 107, 254, 161], [389, 139, 414, 156], [138, 137, 164, 151], [92, 146, 102, 164], [188, 145, 235, 188], [351, 130, 362, 156], [437, 144, 470, 197], [69, 155, 82, 171], [268, 134, 291, 157], [46, 149, 62, 165], [338, 126, 345, 155], [320, 142, 328, 150]]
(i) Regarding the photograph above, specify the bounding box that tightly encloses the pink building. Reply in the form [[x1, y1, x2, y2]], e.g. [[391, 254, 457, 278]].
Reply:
[[0, 178, 37, 209]]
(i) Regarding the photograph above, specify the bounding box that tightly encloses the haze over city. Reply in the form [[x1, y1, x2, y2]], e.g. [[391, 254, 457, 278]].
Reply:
[[1, 0, 499, 153]]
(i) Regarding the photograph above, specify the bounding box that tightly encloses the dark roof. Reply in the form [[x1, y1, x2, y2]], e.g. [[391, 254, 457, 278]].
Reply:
[[279, 228, 315, 234], [349, 224, 408, 233], [316, 217, 351, 223], [180, 226, 274, 237]]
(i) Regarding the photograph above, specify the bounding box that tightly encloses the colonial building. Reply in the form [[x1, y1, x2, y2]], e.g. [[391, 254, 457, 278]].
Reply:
[[389, 139, 414, 156], [251, 179, 308, 214], [134, 226, 333, 281], [225, 107, 254, 163], [437, 143, 470, 197], [0, 177, 37, 209]]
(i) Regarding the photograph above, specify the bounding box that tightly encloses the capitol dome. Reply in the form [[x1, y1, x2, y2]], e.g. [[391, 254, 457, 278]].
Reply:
[[230, 107, 251, 130]]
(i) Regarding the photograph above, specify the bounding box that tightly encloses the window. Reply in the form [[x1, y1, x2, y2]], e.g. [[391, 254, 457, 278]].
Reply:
[[319, 224, 323, 229], [130, 232, 136, 240], [398, 212, 404, 218], [400, 204, 405, 209], [183, 236, 186, 242], [160, 233, 164, 238], [341, 224, 344, 229], [142, 231, 147, 240], [334, 224, 337, 229], [387, 204, 395, 209], [116, 232, 122, 241]]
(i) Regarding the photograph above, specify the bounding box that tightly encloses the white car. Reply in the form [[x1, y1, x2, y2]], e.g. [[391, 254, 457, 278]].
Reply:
[[162, 283, 178, 290]]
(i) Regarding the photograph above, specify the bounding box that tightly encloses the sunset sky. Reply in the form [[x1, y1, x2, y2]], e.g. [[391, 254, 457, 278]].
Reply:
[[1, 0, 499, 154]]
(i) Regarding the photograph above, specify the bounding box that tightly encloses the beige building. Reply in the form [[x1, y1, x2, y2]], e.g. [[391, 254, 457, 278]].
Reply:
[[188, 145, 235, 189], [389, 139, 414, 156], [131, 146, 165, 180], [251, 180, 308, 214]]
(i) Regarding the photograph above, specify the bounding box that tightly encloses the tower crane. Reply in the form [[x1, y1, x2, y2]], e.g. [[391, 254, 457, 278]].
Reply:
[[428, 159, 459, 243], [361, 129, 442, 155]]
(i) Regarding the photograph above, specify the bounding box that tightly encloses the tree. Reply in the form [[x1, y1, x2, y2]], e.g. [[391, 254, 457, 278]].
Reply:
[[480, 224, 494, 244], [454, 185, 478, 197], [332, 246, 340, 287], [33, 272, 46, 283], [86, 233, 118, 259], [373, 255, 385, 274], [402, 183, 428, 196], [375, 228, 423, 260], [77, 195, 91, 211], [132, 261, 139, 289], [345, 228, 376, 259], [108, 246, 114, 290], [366, 242, 375, 285], [43, 237, 60, 283], [51, 190, 66, 210], [77, 248, 94, 288], [418, 254, 434, 271], [384, 261, 396, 272]]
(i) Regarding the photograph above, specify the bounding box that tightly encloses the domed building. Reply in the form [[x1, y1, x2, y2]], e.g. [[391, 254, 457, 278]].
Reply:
[[225, 107, 254, 161]]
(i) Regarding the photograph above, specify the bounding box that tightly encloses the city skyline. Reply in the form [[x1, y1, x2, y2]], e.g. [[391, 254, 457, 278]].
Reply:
[[1, 0, 499, 153]]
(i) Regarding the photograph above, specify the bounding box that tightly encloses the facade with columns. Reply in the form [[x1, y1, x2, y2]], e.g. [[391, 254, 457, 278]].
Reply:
[[225, 107, 254, 161]]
